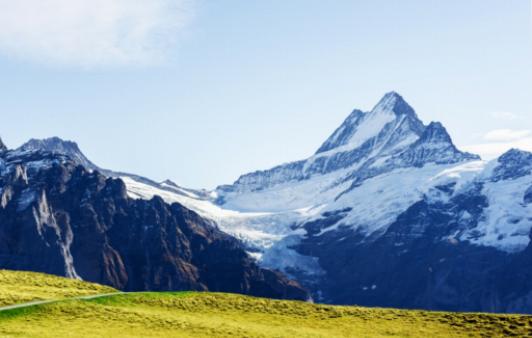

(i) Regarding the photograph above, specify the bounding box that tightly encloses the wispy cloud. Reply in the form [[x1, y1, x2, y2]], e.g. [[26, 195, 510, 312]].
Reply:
[[483, 129, 532, 142], [0, 0, 195, 67], [463, 129, 532, 160], [489, 111, 521, 121]]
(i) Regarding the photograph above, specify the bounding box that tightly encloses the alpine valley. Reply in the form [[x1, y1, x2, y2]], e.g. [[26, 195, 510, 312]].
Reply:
[[3, 92, 532, 313]]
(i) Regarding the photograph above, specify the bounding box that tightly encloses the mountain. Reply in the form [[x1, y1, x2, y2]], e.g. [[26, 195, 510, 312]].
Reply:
[[211, 92, 532, 313], [18, 137, 99, 170], [0, 147, 308, 301], [16, 137, 214, 202], [217, 92, 477, 198], [7, 92, 532, 313], [292, 149, 532, 311]]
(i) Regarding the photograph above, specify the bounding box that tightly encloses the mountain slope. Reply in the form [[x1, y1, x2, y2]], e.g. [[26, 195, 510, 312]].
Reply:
[[1, 272, 530, 338], [210, 93, 532, 312], [212, 93, 480, 249], [295, 151, 532, 310], [217, 92, 477, 199], [0, 148, 308, 301], [0, 270, 116, 307]]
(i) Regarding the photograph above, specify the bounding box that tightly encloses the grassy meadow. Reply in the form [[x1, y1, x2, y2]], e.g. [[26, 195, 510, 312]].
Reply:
[[0, 270, 116, 307], [0, 270, 531, 337]]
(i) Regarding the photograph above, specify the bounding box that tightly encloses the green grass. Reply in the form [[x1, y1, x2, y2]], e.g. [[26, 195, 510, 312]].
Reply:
[[0, 269, 116, 307], [0, 270, 531, 337]]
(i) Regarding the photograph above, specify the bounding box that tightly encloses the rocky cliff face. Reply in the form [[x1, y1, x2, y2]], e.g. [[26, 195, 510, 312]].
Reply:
[[525, 186, 532, 204], [0, 149, 308, 301], [0, 138, 7, 152]]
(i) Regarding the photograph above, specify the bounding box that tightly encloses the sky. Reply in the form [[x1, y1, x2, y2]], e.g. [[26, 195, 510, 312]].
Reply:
[[0, 0, 531, 189]]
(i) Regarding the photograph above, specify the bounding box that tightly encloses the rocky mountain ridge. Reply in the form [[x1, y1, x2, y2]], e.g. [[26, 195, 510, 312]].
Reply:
[[0, 147, 308, 300], [7, 92, 532, 313]]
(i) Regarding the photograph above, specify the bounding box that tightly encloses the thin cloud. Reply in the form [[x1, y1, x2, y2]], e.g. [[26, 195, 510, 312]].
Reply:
[[463, 129, 532, 160], [483, 129, 532, 142], [0, 0, 195, 67], [489, 112, 521, 121]]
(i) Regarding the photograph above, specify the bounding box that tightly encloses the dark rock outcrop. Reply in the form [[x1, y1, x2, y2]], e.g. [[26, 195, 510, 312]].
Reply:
[[0, 138, 7, 152], [391, 122, 479, 167], [525, 186, 532, 204], [295, 183, 532, 313], [492, 149, 532, 182], [0, 150, 308, 301]]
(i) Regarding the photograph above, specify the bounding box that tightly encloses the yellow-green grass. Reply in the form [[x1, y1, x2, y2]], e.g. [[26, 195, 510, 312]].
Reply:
[[1, 291, 531, 338], [0, 269, 116, 307]]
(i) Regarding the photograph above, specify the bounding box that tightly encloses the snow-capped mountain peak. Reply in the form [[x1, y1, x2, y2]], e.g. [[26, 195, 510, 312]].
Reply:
[[316, 92, 423, 155], [161, 179, 179, 188], [17, 137, 98, 170], [388, 121, 480, 168], [371, 91, 417, 118], [497, 148, 532, 165], [417, 121, 452, 144], [219, 92, 476, 197], [406, 121, 475, 159], [315, 109, 365, 154], [490, 148, 532, 182]]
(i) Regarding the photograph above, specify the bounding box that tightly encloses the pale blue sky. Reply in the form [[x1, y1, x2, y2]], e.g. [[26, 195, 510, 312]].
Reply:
[[0, 0, 531, 188]]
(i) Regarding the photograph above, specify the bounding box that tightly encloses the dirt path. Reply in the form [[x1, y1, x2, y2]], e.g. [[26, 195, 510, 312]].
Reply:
[[0, 292, 123, 312]]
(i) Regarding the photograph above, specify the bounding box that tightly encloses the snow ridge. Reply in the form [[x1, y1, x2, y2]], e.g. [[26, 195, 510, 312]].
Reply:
[[17, 137, 98, 170], [218, 92, 472, 198]]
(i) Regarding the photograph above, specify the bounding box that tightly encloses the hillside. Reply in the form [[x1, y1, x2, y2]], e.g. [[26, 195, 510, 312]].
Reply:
[[0, 271, 531, 338], [0, 147, 307, 301], [0, 270, 116, 307]]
